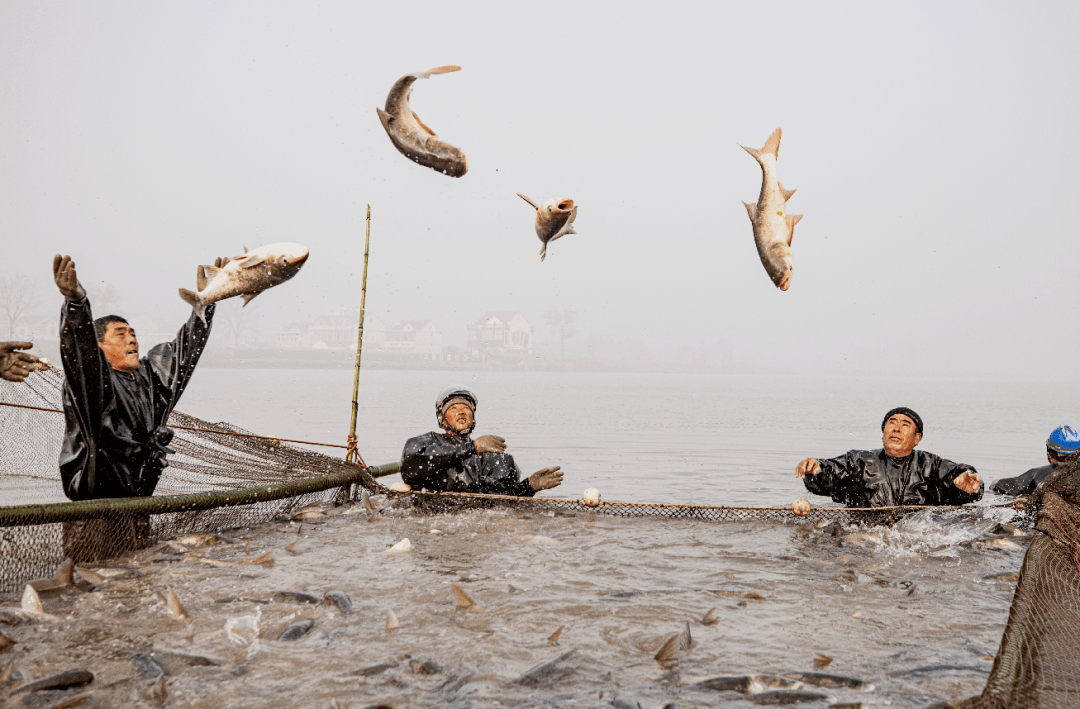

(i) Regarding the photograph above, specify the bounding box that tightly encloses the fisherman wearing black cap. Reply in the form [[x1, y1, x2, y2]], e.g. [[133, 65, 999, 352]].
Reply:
[[795, 407, 983, 507], [399, 384, 563, 496], [991, 425, 1080, 497]]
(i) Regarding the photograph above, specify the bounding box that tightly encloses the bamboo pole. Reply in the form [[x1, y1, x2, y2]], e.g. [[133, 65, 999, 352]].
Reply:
[[346, 205, 372, 466]]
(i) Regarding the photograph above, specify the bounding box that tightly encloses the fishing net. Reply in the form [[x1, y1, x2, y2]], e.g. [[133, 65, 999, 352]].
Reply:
[[1, 368, 1024, 597], [943, 457, 1080, 709]]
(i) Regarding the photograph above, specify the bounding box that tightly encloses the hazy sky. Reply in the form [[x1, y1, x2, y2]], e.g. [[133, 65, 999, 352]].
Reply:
[[1, 2, 1077, 375]]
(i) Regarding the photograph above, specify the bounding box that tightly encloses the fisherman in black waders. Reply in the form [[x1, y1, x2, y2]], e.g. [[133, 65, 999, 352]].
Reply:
[[400, 385, 564, 496], [53, 254, 224, 562], [991, 425, 1080, 497], [796, 407, 983, 507]]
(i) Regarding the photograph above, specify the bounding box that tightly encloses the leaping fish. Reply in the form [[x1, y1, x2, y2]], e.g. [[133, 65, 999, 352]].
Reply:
[[179, 243, 309, 325], [740, 128, 803, 291], [516, 194, 578, 262], [377, 66, 467, 177]]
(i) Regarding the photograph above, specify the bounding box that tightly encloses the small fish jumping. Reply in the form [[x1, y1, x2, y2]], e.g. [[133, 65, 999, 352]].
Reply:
[[740, 128, 803, 291], [377, 66, 468, 177], [516, 194, 578, 262], [179, 243, 309, 324]]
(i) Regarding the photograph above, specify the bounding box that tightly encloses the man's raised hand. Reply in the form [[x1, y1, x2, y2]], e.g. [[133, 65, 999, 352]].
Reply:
[[474, 435, 506, 454], [796, 458, 821, 478], [0, 342, 43, 383], [196, 257, 231, 292], [528, 466, 563, 491], [52, 255, 86, 301], [953, 470, 981, 495]]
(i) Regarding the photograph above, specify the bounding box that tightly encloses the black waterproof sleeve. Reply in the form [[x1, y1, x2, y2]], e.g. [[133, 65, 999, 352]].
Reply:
[[992, 465, 1054, 497], [802, 452, 859, 502], [144, 303, 215, 426], [58, 297, 109, 500], [400, 432, 475, 491], [927, 455, 983, 505]]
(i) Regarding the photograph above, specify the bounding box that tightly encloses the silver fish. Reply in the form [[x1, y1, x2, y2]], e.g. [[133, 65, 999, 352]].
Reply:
[[179, 243, 309, 324], [278, 619, 315, 642], [323, 591, 354, 614], [740, 128, 803, 291], [517, 194, 578, 262], [750, 690, 831, 705], [514, 649, 576, 687], [695, 676, 765, 694], [377, 66, 467, 177], [783, 671, 874, 691]]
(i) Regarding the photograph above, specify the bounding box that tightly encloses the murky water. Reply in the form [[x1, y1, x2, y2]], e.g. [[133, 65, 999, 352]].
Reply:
[[0, 499, 1027, 708]]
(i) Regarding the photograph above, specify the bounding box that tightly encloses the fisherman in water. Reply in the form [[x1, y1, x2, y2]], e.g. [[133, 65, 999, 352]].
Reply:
[[796, 407, 983, 507], [54, 254, 224, 500], [400, 385, 564, 496], [991, 425, 1080, 497]]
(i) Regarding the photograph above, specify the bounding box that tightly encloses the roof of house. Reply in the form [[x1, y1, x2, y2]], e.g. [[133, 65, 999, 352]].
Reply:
[[468, 311, 526, 328]]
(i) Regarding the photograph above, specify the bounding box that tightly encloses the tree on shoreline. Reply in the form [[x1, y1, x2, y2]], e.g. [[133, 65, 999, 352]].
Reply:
[[545, 305, 578, 357]]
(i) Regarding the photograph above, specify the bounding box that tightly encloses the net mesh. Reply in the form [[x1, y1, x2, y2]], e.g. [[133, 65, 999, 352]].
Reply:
[[944, 458, 1080, 709]]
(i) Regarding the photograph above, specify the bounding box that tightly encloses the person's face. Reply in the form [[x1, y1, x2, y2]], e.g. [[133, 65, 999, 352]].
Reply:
[[98, 321, 139, 373], [882, 414, 921, 458], [443, 403, 474, 434]]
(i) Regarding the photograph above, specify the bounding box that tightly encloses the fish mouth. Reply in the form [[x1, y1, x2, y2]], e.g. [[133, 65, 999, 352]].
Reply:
[[287, 252, 309, 266], [556, 199, 574, 211]]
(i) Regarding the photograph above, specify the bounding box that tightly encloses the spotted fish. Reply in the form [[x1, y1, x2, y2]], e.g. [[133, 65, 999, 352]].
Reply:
[[740, 128, 803, 291], [377, 66, 467, 177]]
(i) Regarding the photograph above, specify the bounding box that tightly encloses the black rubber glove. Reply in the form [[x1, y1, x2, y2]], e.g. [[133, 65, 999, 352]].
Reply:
[[528, 466, 563, 491], [52, 255, 86, 301], [0, 342, 42, 383]]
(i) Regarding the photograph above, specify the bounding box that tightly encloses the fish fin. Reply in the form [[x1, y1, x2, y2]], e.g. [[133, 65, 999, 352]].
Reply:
[[540, 244, 547, 262], [202, 265, 221, 280], [761, 127, 782, 158], [567, 205, 578, 224], [654, 633, 680, 662], [241, 292, 261, 306], [178, 289, 208, 326], [517, 193, 539, 210], [678, 621, 693, 651], [376, 107, 393, 130], [411, 111, 437, 137], [55, 559, 74, 586], [785, 214, 803, 245], [742, 201, 758, 220], [778, 182, 797, 201], [415, 65, 462, 79]]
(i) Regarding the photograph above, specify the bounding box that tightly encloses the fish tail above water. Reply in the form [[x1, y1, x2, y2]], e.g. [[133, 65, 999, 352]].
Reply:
[[739, 127, 782, 165], [178, 288, 208, 326], [412, 65, 462, 80], [517, 193, 539, 210]]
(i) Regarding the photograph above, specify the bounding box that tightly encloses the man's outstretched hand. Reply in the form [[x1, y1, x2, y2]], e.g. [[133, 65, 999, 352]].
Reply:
[[196, 257, 231, 292], [474, 435, 506, 454], [528, 466, 563, 491], [53, 255, 86, 301], [953, 470, 981, 495], [796, 458, 822, 478], [0, 342, 43, 383]]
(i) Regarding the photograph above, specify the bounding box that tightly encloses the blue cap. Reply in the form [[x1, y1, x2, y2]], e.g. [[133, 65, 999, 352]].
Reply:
[[1047, 425, 1080, 454]]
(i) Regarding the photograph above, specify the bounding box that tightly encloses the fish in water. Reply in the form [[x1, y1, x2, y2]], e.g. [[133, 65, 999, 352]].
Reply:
[[20, 584, 50, 620], [654, 621, 693, 664], [740, 128, 803, 291], [813, 653, 833, 669], [28, 559, 74, 594], [701, 608, 718, 626], [1, 669, 95, 701], [376, 66, 467, 177], [749, 690, 831, 705], [547, 626, 563, 645], [783, 672, 874, 691], [362, 489, 381, 523], [323, 591, 354, 615], [165, 587, 187, 621], [385, 610, 399, 631], [278, 619, 315, 642], [131, 653, 165, 680], [274, 591, 320, 605], [516, 194, 578, 262], [179, 243, 309, 325], [695, 676, 765, 694], [0, 632, 13, 653], [451, 583, 477, 609], [514, 649, 576, 687]]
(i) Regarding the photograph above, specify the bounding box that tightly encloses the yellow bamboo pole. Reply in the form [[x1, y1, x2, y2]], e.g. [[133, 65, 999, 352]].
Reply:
[[346, 205, 371, 467]]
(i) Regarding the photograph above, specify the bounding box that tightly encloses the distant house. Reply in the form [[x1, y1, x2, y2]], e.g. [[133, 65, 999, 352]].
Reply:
[[386, 320, 441, 355], [276, 315, 385, 350], [467, 311, 532, 355], [11, 315, 58, 342]]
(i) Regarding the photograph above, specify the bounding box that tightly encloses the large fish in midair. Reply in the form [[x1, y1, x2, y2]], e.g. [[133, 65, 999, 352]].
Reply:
[[179, 243, 309, 324], [740, 128, 802, 291], [377, 66, 467, 178], [516, 194, 578, 262]]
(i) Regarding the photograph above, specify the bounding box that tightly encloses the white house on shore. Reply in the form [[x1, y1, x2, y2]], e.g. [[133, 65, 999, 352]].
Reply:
[[276, 315, 386, 350], [467, 311, 532, 356], [385, 320, 441, 355]]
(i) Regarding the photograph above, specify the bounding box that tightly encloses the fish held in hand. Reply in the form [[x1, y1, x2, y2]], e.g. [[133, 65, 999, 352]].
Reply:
[[377, 66, 467, 177], [179, 243, 309, 325], [517, 194, 578, 262], [740, 128, 803, 291]]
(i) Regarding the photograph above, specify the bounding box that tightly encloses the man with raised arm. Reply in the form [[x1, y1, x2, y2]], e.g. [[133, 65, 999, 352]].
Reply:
[[796, 407, 983, 507], [400, 384, 564, 496], [54, 254, 223, 501]]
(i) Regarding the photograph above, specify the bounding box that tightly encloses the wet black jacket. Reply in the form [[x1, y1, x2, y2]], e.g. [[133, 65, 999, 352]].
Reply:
[[991, 464, 1053, 497], [400, 431, 535, 496], [802, 449, 983, 507], [59, 297, 214, 500]]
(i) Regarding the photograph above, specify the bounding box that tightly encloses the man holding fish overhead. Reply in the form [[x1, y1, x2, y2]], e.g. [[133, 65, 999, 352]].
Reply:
[[795, 407, 983, 507], [400, 385, 564, 496]]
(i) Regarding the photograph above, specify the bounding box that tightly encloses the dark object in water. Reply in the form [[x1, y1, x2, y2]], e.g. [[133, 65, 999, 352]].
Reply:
[[409, 659, 442, 675], [354, 663, 397, 677], [896, 664, 989, 677], [610, 693, 644, 709], [695, 676, 764, 694], [275, 591, 320, 605], [131, 653, 165, 680], [0, 669, 95, 701], [749, 690, 831, 705], [323, 590, 355, 614], [783, 671, 874, 690], [278, 619, 315, 641], [514, 650, 576, 687]]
